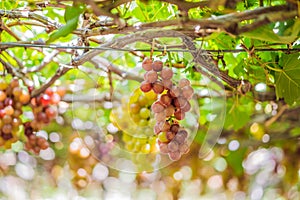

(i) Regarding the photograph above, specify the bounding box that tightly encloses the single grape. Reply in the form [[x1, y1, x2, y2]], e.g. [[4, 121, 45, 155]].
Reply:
[[178, 78, 191, 88], [163, 79, 173, 90], [37, 112, 49, 123], [141, 143, 151, 153], [12, 87, 22, 98], [2, 133, 13, 140], [12, 117, 21, 127], [0, 109, 5, 118], [45, 107, 57, 119], [144, 90, 157, 100], [140, 81, 152, 93], [165, 105, 175, 118], [166, 131, 175, 140], [154, 111, 166, 122], [142, 58, 153, 71], [170, 124, 180, 133], [138, 95, 149, 107], [19, 91, 30, 104], [152, 81, 164, 94], [2, 124, 12, 134], [139, 119, 148, 126], [45, 88, 54, 96], [145, 70, 158, 83], [130, 103, 140, 114], [168, 151, 181, 161], [151, 101, 165, 113], [152, 60, 163, 72], [174, 109, 185, 120], [50, 93, 61, 104], [179, 143, 189, 154], [4, 98, 13, 106], [4, 105, 14, 116], [2, 115, 12, 124], [181, 101, 191, 112], [158, 132, 169, 143], [168, 140, 179, 152], [56, 86, 66, 97], [40, 94, 51, 106], [10, 78, 19, 88], [168, 86, 181, 98], [159, 143, 169, 154], [0, 79, 8, 90], [160, 94, 172, 107], [161, 68, 173, 80], [139, 107, 151, 119], [173, 97, 187, 109], [182, 85, 194, 100], [12, 109, 22, 118]]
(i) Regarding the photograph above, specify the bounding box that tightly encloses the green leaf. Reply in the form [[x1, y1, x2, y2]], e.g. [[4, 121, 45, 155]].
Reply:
[[47, 18, 78, 44], [224, 97, 253, 130], [65, 4, 85, 23], [275, 53, 300, 105], [290, 127, 300, 137], [46, 5, 85, 44], [226, 148, 247, 176], [242, 20, 300, 44]]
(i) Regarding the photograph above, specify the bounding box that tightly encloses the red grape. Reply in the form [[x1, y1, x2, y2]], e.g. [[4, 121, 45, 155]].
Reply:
[[152, 60, 163, 72], [151, 101, 165, 113], [142, 58, 153, 71], [152, 81, 164, 94], [161, 68, 173, 80], [140, 81, 152, 93], [178, 78, 190, 88], [145, 71, 158, 83]]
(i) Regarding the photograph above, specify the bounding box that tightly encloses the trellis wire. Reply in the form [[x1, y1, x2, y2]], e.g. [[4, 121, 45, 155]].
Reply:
[[0, 42, 299, 53]]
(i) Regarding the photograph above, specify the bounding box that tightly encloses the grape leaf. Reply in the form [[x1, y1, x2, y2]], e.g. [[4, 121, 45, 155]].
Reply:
[[242, 20, 300, 44], [275, 53, 300, 105], [47, 5, 85, 44], [224, 97, 253, 131]]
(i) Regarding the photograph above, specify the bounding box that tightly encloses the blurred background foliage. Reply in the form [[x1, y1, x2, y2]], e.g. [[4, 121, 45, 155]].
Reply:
[[0, 0, 300, 199]]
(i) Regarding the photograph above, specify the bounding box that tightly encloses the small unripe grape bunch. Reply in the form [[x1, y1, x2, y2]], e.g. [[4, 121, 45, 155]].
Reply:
[[139, 57, 194, 161]]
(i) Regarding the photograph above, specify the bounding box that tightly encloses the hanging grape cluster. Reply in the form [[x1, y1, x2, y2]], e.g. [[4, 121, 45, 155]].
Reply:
[[140, 58, 194, 161], [0, 78, 65, 154]]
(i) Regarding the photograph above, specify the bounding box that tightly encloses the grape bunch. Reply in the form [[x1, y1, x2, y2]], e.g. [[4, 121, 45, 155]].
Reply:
[[110, 90, 158, 154], [30, 87, 63, 131], [140, 58, 194, 161], [0, 78, 30, 148], [24, 122, 49, 154], [0, 77, 65, 154]]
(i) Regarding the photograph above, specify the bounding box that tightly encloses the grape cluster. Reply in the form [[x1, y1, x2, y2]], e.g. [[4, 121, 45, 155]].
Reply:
[[0, 78, 30, 148], [140, 58, 194, 161], [24, 122, 49, 154], [0, 77, 65, 154], [30, 87, 63, 130], [110, 89, 158, 154]]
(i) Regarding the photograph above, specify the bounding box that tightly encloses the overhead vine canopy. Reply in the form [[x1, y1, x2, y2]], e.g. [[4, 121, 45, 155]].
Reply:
[[0, 0, 300, 199]]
